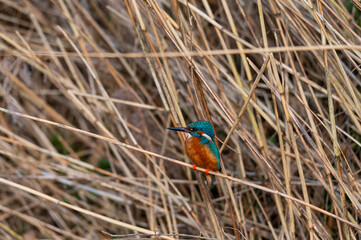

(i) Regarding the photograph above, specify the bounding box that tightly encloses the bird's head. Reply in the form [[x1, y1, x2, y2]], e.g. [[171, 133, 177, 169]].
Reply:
[[168, 120, 215, 142]]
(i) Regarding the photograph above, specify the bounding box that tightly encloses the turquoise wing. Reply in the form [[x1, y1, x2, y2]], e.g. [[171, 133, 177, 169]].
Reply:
[[208, 141, 221, 171]]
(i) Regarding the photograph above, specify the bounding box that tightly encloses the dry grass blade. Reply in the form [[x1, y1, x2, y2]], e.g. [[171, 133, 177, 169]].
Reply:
[[0, 0, 360, 239]]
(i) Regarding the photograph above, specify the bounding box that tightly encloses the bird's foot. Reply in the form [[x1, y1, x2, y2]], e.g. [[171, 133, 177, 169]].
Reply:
[[205, 169, 210, 175], [193, 164, 197, 170]]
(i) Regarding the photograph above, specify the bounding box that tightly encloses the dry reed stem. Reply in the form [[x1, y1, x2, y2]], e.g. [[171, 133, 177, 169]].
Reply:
[[0, 106, 361, 229], [0, 0, 360, 239]]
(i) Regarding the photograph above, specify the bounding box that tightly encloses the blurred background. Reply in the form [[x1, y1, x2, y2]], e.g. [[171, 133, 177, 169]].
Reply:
[[0, 0, 361, 239]]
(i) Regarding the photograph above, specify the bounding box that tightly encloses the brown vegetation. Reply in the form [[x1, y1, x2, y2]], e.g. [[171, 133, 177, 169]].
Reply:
[[0, 0, 361, 239]]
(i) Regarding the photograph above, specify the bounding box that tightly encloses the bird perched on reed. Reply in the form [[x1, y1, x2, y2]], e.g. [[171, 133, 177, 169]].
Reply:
[[168, 120, 221, 187]]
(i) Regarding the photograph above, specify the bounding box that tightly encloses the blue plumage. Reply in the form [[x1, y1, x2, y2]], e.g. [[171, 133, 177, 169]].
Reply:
[[187, 121, 215, 141]]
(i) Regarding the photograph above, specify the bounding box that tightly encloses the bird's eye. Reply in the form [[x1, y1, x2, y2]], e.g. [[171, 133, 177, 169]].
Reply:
[[192, 127, 198, 132]]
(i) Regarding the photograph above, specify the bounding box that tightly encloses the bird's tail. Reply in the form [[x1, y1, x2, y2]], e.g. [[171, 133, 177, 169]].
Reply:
[[206, 175, 215, 188]]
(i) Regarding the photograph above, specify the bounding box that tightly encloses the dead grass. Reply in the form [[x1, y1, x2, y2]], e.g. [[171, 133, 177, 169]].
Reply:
[[0, 0, 361, 239]]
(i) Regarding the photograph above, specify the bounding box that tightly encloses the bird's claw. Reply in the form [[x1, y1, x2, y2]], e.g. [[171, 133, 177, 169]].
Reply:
[[205, 169, 210, 175], [193, 164, 197, 170]]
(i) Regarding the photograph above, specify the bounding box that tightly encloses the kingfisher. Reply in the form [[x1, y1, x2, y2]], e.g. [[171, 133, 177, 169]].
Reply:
[[168, 120, 221, 187]]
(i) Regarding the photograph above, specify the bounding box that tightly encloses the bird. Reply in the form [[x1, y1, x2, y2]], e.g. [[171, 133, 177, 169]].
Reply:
[[168, 120, 221, 187]]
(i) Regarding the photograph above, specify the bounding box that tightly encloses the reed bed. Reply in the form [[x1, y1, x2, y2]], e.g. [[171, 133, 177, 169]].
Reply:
[[0, 0, 361, 239]]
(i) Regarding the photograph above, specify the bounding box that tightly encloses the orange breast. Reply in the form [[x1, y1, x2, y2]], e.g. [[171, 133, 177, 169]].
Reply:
[[185, 137, 219, 171]]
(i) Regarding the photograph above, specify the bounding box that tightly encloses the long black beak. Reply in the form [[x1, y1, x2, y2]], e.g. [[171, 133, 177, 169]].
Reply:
[[167, 127, 190, 133]]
